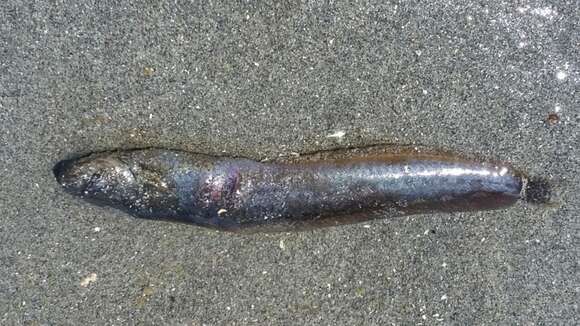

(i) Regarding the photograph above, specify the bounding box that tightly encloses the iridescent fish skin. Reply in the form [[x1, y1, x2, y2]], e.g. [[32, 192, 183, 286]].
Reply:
[[54, 148, 526, 232]]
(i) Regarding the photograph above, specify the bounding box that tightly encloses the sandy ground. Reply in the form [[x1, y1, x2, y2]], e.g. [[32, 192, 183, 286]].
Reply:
[[1, 1, 578, 325]]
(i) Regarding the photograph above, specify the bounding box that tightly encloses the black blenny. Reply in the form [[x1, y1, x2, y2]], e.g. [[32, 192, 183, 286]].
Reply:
[[53, 147, 548, 232]]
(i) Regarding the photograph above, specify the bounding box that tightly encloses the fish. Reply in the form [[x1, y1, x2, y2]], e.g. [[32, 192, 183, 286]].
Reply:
[[53, 147, 549, 232]]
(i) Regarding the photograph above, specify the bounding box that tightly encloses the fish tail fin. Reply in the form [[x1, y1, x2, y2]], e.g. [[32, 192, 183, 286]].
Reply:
[[523, 177, 551, 204]]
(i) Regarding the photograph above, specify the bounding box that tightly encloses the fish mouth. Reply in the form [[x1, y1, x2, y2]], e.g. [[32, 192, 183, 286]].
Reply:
[[53, 158, 77, 187]]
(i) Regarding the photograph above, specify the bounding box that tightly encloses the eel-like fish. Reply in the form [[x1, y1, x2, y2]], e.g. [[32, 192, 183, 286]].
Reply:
[[53, 147, 548, 232]]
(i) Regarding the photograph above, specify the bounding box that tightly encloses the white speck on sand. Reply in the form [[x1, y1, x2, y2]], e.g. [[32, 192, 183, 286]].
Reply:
[[326, 131, 346, 139], [517, 6, 558, 19], [80, 273, 97, 287], [556, 71, 567, 80], [517, 6, 529, 13], [531, 7, 557, 18]]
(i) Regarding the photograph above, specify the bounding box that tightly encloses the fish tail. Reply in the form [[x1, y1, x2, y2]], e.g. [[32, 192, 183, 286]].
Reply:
[[522, 177, 551, 204]]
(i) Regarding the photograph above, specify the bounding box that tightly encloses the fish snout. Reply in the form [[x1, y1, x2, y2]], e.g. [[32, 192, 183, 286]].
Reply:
[[53, 158, 90, 195]]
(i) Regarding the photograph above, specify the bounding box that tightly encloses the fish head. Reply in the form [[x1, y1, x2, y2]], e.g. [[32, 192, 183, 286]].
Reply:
[[53, 153, 138, 206]]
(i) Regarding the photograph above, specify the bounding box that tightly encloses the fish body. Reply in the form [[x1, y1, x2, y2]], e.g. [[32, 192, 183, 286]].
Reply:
[[54, 148, 530, 232]]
